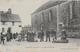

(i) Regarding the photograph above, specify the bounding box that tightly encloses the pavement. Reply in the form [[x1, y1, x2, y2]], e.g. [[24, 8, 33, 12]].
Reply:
[[0, 38, 80, 52]]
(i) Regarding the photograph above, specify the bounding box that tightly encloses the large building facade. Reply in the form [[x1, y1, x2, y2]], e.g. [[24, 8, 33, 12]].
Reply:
[[31, 0, 80, 37], [0, 8, 21, 34]]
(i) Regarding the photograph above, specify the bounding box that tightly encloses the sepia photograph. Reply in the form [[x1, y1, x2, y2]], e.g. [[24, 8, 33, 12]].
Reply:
[[0, 0, 80, 52]]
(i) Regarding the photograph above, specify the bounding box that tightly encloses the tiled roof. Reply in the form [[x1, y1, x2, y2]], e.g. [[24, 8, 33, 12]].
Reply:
[[0, 13, 21, 22], [32, 0, 66, 14]]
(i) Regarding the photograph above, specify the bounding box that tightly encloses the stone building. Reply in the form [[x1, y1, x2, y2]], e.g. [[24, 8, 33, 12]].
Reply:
[[31, 1, 65, 32], [0, 8, 21, 34], [31, 0, 80, 38], [21, 25, 32, 34]]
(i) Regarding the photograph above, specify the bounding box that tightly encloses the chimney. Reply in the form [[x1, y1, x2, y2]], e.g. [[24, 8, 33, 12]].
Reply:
[[1, 11, 4, 16], [7, 8, 12, 14]]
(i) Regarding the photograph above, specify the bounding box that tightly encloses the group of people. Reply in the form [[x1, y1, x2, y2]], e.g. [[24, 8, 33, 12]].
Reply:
[[14, 29, 57, 42], [0, 30, 57, 44], [0, 29, 67, 44], [37, 30, 57, 42], [0, 27, 18, 44], [24, 29, 67, 42], [0, 32, 18, 44]]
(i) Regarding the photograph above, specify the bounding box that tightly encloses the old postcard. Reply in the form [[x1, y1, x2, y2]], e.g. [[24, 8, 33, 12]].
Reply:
[[0, 0, 80, 52]]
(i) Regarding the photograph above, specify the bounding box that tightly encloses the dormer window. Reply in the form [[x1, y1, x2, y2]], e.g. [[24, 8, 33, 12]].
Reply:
[[12, 22, 14, 26]]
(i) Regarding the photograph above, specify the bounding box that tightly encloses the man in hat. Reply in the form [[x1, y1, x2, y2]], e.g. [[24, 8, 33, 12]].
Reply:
[[1, 32, 5, 44], [61, 29, 67, 40], [46, 30, 50, 42]]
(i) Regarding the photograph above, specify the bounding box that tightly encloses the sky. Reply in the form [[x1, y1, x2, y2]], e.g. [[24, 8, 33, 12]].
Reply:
[[0, 0, 49, 26]]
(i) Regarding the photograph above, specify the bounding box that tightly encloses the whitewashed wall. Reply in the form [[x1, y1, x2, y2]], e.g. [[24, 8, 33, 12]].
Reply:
[[0, 22, 21, 34]]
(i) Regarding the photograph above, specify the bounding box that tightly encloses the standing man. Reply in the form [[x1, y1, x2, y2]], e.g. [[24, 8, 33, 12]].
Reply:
[[27, 31, 30, 41], [61, 29, 67, 40], [51, 30, 57, 41], [40, 30, 44, 42], [1, 32, 5, 44], [46, 30, 50, 42], [6, 27, 12, 42], [38, 31, 41, 42]]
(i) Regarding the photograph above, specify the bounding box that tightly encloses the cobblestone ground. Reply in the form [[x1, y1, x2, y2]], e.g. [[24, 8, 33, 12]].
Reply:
[[0, 38, 80, 52]]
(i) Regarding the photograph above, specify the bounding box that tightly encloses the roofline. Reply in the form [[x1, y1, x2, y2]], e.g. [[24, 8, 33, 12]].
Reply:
[[31, 1, 67, 15], [0, 21, 21, 22]]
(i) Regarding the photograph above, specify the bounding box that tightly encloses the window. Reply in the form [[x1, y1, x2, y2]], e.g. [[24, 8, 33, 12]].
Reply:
[[2, 28, 4, 32], [19, 25, 22, 27], [42, 12, 45, 22], [7, 27, 11, 33], [12, 22, 14, 26], [50, 10, 53, 20], [35, 15, 38, 24], [2, 22, 5, 25]]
